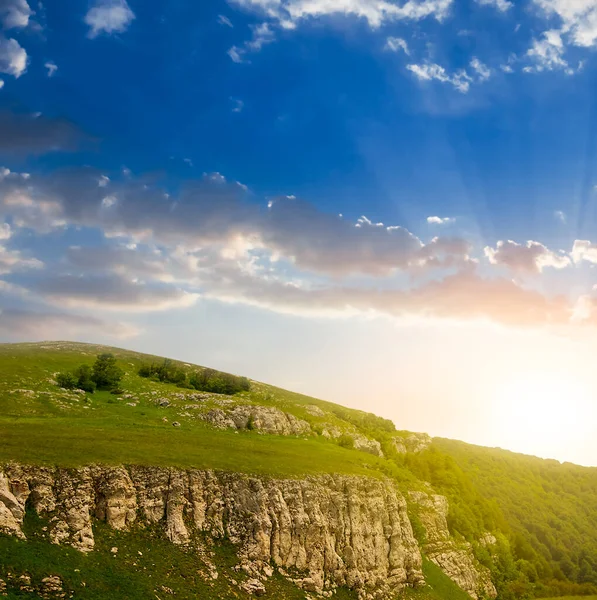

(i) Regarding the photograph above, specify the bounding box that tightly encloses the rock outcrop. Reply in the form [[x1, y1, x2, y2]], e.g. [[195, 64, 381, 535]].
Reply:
[[392, 433, 431, 454], [0, 463, 424, 598], [202, 405, 312, 436], [408, 491, 496, 599]]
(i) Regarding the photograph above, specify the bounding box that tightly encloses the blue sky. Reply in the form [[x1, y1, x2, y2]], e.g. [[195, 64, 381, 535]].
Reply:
[[3, 0, 597, 462]]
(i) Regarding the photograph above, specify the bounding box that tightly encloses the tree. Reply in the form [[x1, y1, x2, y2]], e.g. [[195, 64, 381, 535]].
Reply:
[[56, 372, 77, 389], [75, 364, 96, 393], [92, 353, 123, 390]]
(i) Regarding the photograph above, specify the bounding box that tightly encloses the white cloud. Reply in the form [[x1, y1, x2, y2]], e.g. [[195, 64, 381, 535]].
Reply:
[[0, 222, 10, 239], [554, 210, 566, 223], [500, 64, 514, 73], [470, 57, 492, 80], [44, 61, 57, 77], [385, 36, 409, 54], [525, 29, 568, 71], [232, 0, 453, 29], [217, 14, 233, 27], [229, 0, 452, 61], [533, 0, 597, 48], [475, 0, 512, 11], [0, 243, 43, 275], [407, 62, 471, 92], [571, 240, 597, 264], [0, 0, 32, 29], [0, 35, 27, 78], [484, 240, 570, 273], [228, 46, 244, 63], [228, 21, 275, 62], [427, 215, 455, 224], [231, 97, 244, 112], [183, 158, 193, 167], [85, 0, 135, 38]]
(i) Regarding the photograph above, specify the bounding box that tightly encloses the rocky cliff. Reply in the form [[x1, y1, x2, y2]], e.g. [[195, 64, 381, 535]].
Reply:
[[0, 463, 425, 599], [409, 491, 497, 600]]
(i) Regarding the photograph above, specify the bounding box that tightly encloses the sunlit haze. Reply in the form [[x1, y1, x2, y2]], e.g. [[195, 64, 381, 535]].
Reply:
[[3, 0, 597, 466]]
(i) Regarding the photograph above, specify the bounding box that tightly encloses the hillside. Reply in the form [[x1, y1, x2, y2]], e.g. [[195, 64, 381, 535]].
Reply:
[[0, 341, 596, 600]]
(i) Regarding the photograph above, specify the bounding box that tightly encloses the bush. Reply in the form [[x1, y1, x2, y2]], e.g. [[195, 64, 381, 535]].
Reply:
[[338, 434, 354, 449], [189, 368, 250, 395], [138, 359, 187, 386], [56, 372, 78, 389], [55, 353, 124, 394], [92, 353, 124, 390], [75, 365, 96, 393]]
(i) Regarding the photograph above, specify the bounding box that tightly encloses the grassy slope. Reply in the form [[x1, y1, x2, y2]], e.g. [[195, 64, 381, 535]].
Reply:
[[0, 341, 414, 482]]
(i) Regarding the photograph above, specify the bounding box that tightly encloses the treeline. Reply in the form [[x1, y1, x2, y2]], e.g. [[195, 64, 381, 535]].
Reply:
[[56, 354, 123, 394], [429, 439, 597, 599], [138, 359, 250, 395]]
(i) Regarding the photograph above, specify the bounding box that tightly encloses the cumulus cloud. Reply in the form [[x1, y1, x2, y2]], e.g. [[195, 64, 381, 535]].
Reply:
[[0, 35, 27, 78], [407, 62, 471, 92], [533, 0, 597, 48], [0, 0, 31, 28], [484, 240, 570, 273], [228, 0, 452, 61], [427, 215, 455, 225], [470, 57, 492, 80], [571, 240, 597, 264], [385, 36, 409, 54], [525, 29, 568, 71], [0, 308, 139, 339], [0, 112, 85, 155], [85, 0, 135, 38], [231, 0, 453, 29]]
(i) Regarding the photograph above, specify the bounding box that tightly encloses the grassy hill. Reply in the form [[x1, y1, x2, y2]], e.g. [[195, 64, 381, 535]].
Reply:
[[2, 341, 597, 600]]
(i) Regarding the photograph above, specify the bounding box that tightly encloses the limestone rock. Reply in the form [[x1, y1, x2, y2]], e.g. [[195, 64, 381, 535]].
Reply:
[[0, 463, 424, 599], [202, 405, 311, 436], [305, 405, 325, 417], [408, 491, 496, 599]]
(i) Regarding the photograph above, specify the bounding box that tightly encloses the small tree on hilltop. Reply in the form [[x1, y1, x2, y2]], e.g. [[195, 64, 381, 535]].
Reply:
[[92, 353, 123, 390]]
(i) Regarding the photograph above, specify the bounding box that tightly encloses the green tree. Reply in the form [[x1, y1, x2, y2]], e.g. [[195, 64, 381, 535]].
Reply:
[[92, 353, 123, 390], [75, 364, 96, 393], [56, 372, 77, 389]]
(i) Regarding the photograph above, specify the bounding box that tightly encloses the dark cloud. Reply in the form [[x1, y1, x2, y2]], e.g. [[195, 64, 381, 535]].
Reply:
[[0, 112, 87, 156], [30, 273, 198, 312]]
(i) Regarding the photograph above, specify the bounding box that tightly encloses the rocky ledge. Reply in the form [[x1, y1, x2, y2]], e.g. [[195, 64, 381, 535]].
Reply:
[[0, 464, 424, 599]]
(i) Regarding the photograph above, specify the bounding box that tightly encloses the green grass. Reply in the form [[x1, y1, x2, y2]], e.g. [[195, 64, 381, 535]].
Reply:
[[0, 341, 417, 483]]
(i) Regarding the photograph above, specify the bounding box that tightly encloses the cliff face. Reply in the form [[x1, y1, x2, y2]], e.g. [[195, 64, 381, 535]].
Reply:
[[0, 463, 424, 599], [409, 491, 497, 600]]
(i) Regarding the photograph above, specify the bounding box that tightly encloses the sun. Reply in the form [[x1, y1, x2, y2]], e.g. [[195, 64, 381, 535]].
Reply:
[[491, 371, 593, 460]]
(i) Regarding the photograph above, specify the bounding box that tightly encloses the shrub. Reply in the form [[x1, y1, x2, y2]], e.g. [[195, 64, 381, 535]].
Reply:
[[75, 365, 96, 393], [56, 372, 78, 389], [338, 434, 354, 449], [92, 353, 124, 390]]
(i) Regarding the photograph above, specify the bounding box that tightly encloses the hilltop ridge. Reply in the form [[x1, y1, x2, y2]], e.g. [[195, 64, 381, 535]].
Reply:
[[1, 341, 597, 600]]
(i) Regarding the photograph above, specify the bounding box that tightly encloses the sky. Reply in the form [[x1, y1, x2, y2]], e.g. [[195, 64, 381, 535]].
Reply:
[[3, 0, 597, 465]]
